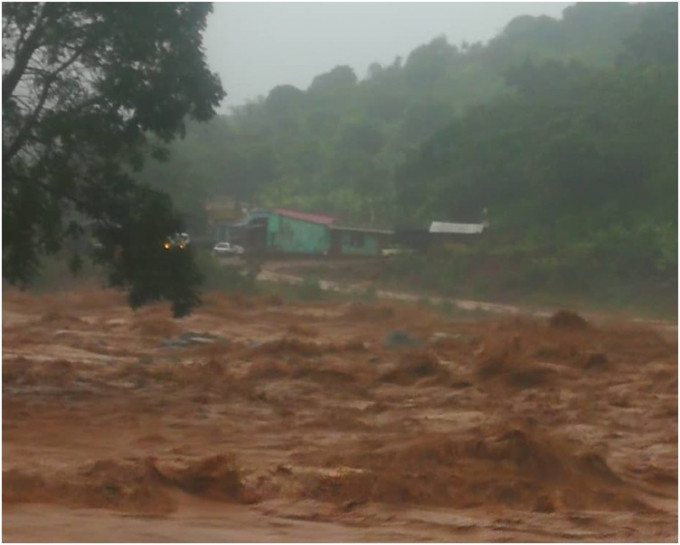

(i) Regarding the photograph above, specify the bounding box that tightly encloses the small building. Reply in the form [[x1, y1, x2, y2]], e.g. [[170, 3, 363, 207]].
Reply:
[[429, 221, 488, 235], [393, 220, 488, 254], [223, 207, 392, 257], [240, 208, 335, 255], [427, 220, 489, 252], [329, 226, 394, 257]]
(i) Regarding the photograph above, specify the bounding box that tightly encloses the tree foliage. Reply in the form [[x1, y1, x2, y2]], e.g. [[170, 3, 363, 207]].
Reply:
[[147, 3, 665, 231], [395, 5, 677, 278], [2, 2, 224, 316]]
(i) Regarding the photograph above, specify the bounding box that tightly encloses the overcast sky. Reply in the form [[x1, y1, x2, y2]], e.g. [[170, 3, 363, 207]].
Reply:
[[204, 2, 574, 111]]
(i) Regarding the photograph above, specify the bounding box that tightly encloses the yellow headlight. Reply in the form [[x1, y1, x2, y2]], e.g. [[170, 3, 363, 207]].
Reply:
[[163, 242, 171, 250]]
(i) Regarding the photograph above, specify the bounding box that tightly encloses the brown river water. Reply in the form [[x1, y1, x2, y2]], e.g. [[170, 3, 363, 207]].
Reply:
[[3, 287, 677, 541]]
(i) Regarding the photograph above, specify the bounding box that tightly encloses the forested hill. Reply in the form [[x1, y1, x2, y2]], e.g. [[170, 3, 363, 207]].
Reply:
[[396, 1, 677, 284], [140, 2, 676, 249]]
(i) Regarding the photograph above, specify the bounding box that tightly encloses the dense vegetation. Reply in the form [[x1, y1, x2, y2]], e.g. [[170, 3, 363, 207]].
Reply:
[[2, 3, 224, 316], [391, 3, 676, 312], [145, 3, 673, 225]]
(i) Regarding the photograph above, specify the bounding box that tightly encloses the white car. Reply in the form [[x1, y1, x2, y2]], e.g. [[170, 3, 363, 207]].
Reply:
[[212, 242, 244, 257]]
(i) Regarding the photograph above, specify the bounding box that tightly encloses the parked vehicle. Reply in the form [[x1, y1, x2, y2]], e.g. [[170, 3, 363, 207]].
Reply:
[[164, 232, 191, 250], [212, 241, 244, 257]]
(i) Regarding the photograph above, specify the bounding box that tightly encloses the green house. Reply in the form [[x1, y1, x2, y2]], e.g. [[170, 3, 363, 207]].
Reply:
[[244, 208, 334, 255], [239, 208, 393, 257]]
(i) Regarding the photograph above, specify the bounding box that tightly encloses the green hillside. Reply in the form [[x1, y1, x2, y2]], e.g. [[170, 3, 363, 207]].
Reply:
[[138, 2, 677, 316], [142, 3, 670, 226]]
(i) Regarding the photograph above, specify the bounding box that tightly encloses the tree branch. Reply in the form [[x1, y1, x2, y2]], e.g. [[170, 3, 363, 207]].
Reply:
[[14, 14, 29, 56], [4, 41, 92, 164], [2, 3, 50, 106]]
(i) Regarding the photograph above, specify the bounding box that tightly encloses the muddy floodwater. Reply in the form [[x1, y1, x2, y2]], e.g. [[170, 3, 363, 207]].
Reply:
[[2, 288, 677, 542]]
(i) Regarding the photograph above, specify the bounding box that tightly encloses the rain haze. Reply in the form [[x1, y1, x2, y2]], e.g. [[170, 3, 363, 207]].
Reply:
[[205, 2, 574, 110], [3, 2, 677, 541]]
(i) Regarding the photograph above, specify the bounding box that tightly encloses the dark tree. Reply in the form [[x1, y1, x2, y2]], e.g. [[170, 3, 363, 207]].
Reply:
[[2, 2, 225, 316]]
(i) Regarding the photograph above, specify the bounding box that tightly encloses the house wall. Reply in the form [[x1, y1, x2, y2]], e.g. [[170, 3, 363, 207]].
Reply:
[[250, 213, 329, 255], [275, 216, 330, 254], [339, 231, 379, 256]]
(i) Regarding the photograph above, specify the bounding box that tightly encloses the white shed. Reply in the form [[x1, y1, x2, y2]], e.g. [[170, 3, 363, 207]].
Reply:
[[429, 221, 487, 234]]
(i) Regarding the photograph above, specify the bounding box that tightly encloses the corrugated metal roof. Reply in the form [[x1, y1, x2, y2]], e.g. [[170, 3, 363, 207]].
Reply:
[[274, 208, 335, 225], [429, 221, 486, 234]]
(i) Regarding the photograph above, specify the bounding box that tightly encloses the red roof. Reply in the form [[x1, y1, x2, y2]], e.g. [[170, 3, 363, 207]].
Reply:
[[274, 208, 335, 225]]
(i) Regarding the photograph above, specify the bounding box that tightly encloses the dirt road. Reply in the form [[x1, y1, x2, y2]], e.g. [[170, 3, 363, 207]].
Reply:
[[3, 287, 677, 541]]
